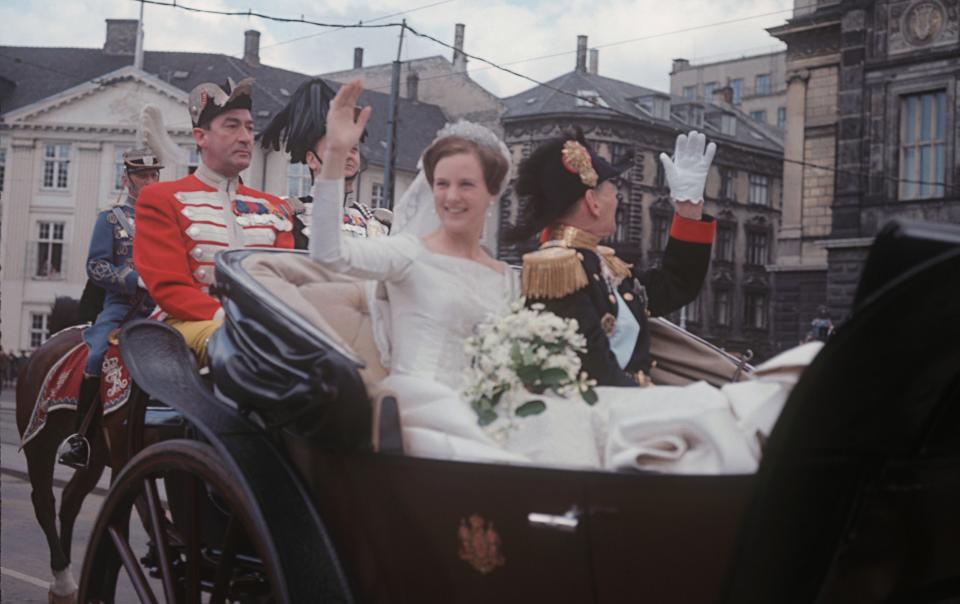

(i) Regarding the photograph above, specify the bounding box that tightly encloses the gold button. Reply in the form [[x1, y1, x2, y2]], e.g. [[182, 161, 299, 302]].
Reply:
[[608, 294, 616, 304], [576, 252, 585, 261], [623, 292, 634, 301], [592, 273, 600, 281]]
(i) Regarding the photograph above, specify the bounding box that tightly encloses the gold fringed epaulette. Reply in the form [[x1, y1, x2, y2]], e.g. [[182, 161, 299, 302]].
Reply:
[[597, 246, 633, 281], [521, 247, 589, 299]]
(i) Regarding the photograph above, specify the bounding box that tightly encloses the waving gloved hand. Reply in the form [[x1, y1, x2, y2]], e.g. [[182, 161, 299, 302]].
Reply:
[[659, 131, 716, 218]]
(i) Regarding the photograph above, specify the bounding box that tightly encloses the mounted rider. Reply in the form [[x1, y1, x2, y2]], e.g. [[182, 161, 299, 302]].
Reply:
[[133, 77, 295, 366], [258, 77, 391, 248], [58, 148, 162, 469]]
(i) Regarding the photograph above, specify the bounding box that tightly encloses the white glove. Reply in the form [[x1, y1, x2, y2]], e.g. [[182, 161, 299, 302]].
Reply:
[[137, 276, 147, 289], [659, 130, 716, 204]]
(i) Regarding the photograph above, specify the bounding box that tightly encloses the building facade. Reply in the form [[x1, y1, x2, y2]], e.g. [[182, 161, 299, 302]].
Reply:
[[768, 0, 959, 351], [0, 20, 447, 352], [499, 37, 785, 360], [670, 52, 788, 130]]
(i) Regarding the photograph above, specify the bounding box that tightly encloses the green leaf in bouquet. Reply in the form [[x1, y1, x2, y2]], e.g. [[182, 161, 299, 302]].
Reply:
[[581, 387, 598, 406], [515, 364, 540, 384], [477, 408, 498, 426], [516, 400, 547, 417], [540, 367, 570, 387]]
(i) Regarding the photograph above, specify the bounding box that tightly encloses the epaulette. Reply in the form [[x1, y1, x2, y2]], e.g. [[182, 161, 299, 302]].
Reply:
[[521, 247, 588, 299], [597, 246, 633, 281]]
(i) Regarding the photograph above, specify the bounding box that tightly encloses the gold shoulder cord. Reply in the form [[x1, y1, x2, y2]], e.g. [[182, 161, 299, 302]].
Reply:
[[521, 247, 588, 299], [597, 246, 633, 281]]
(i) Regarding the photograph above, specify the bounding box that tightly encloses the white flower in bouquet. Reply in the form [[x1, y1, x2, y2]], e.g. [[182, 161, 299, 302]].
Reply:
[[463, 301, 598, 429]]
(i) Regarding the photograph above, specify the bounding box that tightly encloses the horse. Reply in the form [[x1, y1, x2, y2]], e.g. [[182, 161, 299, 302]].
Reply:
[[14, 296, 143, 604]]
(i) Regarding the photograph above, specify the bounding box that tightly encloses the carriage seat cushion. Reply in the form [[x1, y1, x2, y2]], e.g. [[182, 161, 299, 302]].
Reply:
[[240, 253, 388, 387]]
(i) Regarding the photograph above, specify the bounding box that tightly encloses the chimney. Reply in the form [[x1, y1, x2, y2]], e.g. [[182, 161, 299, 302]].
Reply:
[[243, 30, 260, 67], [353, 47, 364, 69], [104, 19, 137, 56], [671, 58, 690, 74], [589, 48, 599, 75], [452, 23, 467, 72], [406, 71, 420, 102], [575, 35, 588, 72]]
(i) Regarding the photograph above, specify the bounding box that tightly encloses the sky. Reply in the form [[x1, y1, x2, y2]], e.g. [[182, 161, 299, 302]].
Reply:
[[0, 0, 794, 98]]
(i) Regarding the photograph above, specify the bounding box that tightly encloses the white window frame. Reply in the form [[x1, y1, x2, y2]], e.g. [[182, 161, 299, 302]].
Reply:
[[899, 90, 947, 200], [113, 146, 132, 192], [755, 74, 771, 96], [750, 110, 767, 123], [744, 291, 768, 329], [287, 162, 312, 198], [703, 82, 717, 101], [714, 289, 731, 326], [370, 182, 385, 208], [29, 311, 50, 349], [35, 220, 66, 279], [42, 143, 71, 190], [777, 107, 787, 129], [682, 85, 697, 100], [746, 230, 769, 266], [730, 79, 743, 105], [715, 223, 736, 262], [748, 173, 769, 205]]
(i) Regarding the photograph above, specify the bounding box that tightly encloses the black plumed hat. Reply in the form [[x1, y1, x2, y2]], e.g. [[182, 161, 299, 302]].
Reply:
[[508, 130, 631, 242], [258, 78, 365, 164]]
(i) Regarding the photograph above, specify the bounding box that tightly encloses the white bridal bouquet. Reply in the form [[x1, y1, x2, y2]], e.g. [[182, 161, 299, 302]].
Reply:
[[463, 302, 598, 428]]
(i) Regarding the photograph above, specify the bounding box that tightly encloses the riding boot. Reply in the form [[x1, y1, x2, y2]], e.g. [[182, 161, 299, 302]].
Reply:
[[58, 375, 101, 469]]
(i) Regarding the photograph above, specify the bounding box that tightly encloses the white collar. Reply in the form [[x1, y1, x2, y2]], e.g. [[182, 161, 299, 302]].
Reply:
[[195, 161, 240, 195]]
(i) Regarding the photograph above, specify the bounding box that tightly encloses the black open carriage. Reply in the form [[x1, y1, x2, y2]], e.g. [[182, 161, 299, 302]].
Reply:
[[78, 219, 960, 603]]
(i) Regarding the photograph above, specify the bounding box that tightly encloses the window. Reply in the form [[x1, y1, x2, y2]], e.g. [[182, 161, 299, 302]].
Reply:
[[750, 110, 767, 123], [721, 169, 737, 200], [755, 74, 771, 96], [576, 90, 610, 108], [113, 146, 132, 191], [35, 221, 65, 278], [371, 182, 385, 208], [715, 223, 735, 262], [610, 142, 629, 165], [180, 144, 201, 175], [42, 143, 70, 189], [744, 292, 768, 329], [720, 114, 737, 136], [777, 107, 787, 129], [614, 192, 629, 243], [287, 162, 312, 198], [748, 173, 769, 205], [730, 79, 743, 105], [703, 82, 717, 101], [683, 85, 697, 100], [30, 312, 50, 349], [685, 297, 701, 323], [714, 289, 731, 326], [900, 90, 947, 199], [650, 212, 670, 252], [746, 230, 769, 266]]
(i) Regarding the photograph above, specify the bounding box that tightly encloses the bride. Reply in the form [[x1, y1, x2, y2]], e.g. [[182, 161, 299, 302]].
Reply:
[[310, 80, 817, 473]]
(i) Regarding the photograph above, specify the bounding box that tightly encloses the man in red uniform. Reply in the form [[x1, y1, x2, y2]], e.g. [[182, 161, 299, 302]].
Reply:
[[134, 78, 294, 365]]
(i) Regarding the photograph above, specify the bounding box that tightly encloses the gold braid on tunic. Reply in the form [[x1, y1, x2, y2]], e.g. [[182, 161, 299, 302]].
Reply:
[[521, 225, 633, 299]]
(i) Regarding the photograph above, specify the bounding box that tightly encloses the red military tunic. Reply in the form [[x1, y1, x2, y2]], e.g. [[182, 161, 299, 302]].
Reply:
[[134, 163, 293, 321]]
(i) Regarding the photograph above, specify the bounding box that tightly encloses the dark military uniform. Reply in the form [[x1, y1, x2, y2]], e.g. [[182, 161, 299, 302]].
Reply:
[[290, 192, 390, 250], [523, 219, 714, 387]]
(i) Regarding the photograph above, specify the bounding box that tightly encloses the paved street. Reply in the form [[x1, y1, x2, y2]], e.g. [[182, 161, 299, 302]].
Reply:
[[0, 388, 144, 602]]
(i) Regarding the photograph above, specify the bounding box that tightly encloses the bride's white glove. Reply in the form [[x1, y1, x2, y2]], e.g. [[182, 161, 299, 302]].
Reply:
[[659, 130, 716, 206]]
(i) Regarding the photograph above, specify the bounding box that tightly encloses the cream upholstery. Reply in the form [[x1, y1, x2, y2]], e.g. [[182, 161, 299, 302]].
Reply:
[[240, 252, 394, 449]]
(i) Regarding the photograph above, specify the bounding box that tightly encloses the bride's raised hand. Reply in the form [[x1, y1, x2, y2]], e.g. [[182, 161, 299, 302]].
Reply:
[[325, 79, 372, 153]]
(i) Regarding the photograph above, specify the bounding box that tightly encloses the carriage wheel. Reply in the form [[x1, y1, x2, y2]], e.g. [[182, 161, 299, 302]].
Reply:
[[78, 439, 284, 603]]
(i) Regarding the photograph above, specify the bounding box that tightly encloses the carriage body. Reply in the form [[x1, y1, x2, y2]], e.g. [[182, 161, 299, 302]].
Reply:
[[82, 220, 960, 603]]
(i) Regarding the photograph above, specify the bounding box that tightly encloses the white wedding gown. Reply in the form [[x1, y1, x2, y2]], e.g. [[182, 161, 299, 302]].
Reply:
[[310, 178, 819, 473]]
